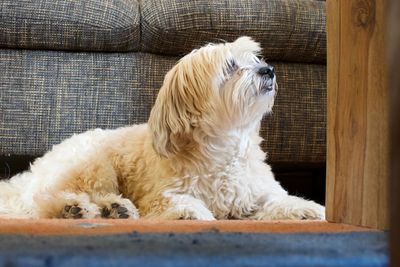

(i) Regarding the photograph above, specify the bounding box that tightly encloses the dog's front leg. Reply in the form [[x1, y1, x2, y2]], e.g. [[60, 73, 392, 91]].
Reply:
[[148, 194, 215, 220], [251, 194, 325, 220]]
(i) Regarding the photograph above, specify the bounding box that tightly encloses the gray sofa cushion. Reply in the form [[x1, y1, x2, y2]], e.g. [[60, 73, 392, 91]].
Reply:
[[0, 0, 325, 63], [0, 49, 326, 163], [0, 0, 140, 52], [141, 0, 326, 63]]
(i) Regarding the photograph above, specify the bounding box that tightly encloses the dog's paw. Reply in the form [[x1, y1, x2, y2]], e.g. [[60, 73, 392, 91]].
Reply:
[[177, 207, 216, 220], [298, 202, 325, 220], [62, 202, 100, 219], [159, 208, 215, 220], [162, 200, 215, 220], [101, 202, 139, 219], [254, 196, 325, 220], [58, 192, 100, 219], [92, 194, 140, 219]]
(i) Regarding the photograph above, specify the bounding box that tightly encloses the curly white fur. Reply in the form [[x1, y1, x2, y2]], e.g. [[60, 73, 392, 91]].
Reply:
[[0, 37, 325, 220]]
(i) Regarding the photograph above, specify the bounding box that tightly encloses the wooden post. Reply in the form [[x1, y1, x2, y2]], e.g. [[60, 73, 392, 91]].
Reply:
[[389, 0, 400, 265], [326, 0, 389, 229]]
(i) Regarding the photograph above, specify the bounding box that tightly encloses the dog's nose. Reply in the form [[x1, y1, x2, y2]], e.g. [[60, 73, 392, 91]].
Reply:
[[258, 66, 275, 79]]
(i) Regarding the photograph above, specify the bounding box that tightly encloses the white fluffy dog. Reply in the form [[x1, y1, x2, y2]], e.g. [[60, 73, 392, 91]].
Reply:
[[0, 37, 325, 220]]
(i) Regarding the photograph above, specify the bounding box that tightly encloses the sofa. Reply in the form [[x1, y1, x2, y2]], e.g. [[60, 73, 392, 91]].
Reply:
[[0, 0, 326, 194]]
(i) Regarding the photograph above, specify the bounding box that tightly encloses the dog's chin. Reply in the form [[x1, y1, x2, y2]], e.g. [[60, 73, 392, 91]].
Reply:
[[257, 84, 276, 115], [260, 85, 276, 96], [259, 78, 276, 95], [260, 86, 274, 94]]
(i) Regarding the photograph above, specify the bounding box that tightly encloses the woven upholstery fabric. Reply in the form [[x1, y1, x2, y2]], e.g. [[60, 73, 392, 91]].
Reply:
[[141, 0, 326, 63], [0, 0, 325, 63], [0, 50, 326, 163], [0, 0, 140, 52], [262, 62, 326, 163], [0, 50, 172, 155]]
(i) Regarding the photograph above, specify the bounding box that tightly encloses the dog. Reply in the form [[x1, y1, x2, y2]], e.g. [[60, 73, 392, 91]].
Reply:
[[0, 36, 325, 220]]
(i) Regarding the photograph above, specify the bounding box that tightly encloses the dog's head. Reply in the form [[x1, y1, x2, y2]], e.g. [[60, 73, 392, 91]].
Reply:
[[148, 36, 277, 157]]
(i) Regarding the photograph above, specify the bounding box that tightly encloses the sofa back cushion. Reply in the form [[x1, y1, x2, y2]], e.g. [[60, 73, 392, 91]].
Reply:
[[139, 0, 325, 63], [0, 0, 140, 52], [0, 0, 325, 63]]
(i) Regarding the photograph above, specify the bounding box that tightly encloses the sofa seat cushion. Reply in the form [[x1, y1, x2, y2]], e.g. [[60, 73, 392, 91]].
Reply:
[[141, 0, 326, 64], [0, 0, 140, 52]]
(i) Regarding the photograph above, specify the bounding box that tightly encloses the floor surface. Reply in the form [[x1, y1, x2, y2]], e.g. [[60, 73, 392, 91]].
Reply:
[[0, 219, 375, 235], [0, 220, 388, 267]]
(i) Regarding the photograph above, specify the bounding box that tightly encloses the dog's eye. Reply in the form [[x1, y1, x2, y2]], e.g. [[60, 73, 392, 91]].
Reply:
[[226, 59, 237, 73]]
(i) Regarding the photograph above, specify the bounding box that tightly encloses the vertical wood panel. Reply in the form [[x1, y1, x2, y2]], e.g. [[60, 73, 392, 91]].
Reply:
[[389, 0, 400, 265], [326, 0, 389, 229]]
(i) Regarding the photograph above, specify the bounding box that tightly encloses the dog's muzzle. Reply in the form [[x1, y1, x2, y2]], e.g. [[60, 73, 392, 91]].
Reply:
[[258, 66, 275, 93], [258, 66, 275, 79]]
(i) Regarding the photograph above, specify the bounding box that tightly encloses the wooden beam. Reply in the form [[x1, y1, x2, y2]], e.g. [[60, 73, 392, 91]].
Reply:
[[389, 0, 400, 265], [326, 0, 389, 229]]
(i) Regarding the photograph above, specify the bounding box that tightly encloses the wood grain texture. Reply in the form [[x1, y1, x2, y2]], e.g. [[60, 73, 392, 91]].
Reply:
[[389, 0, 400, 265], [326, 0, 389, 229]]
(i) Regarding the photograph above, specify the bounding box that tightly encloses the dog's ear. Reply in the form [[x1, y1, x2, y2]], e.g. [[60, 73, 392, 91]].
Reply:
[[231, 36, 262, 61], [148, 60, 212, 157]]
